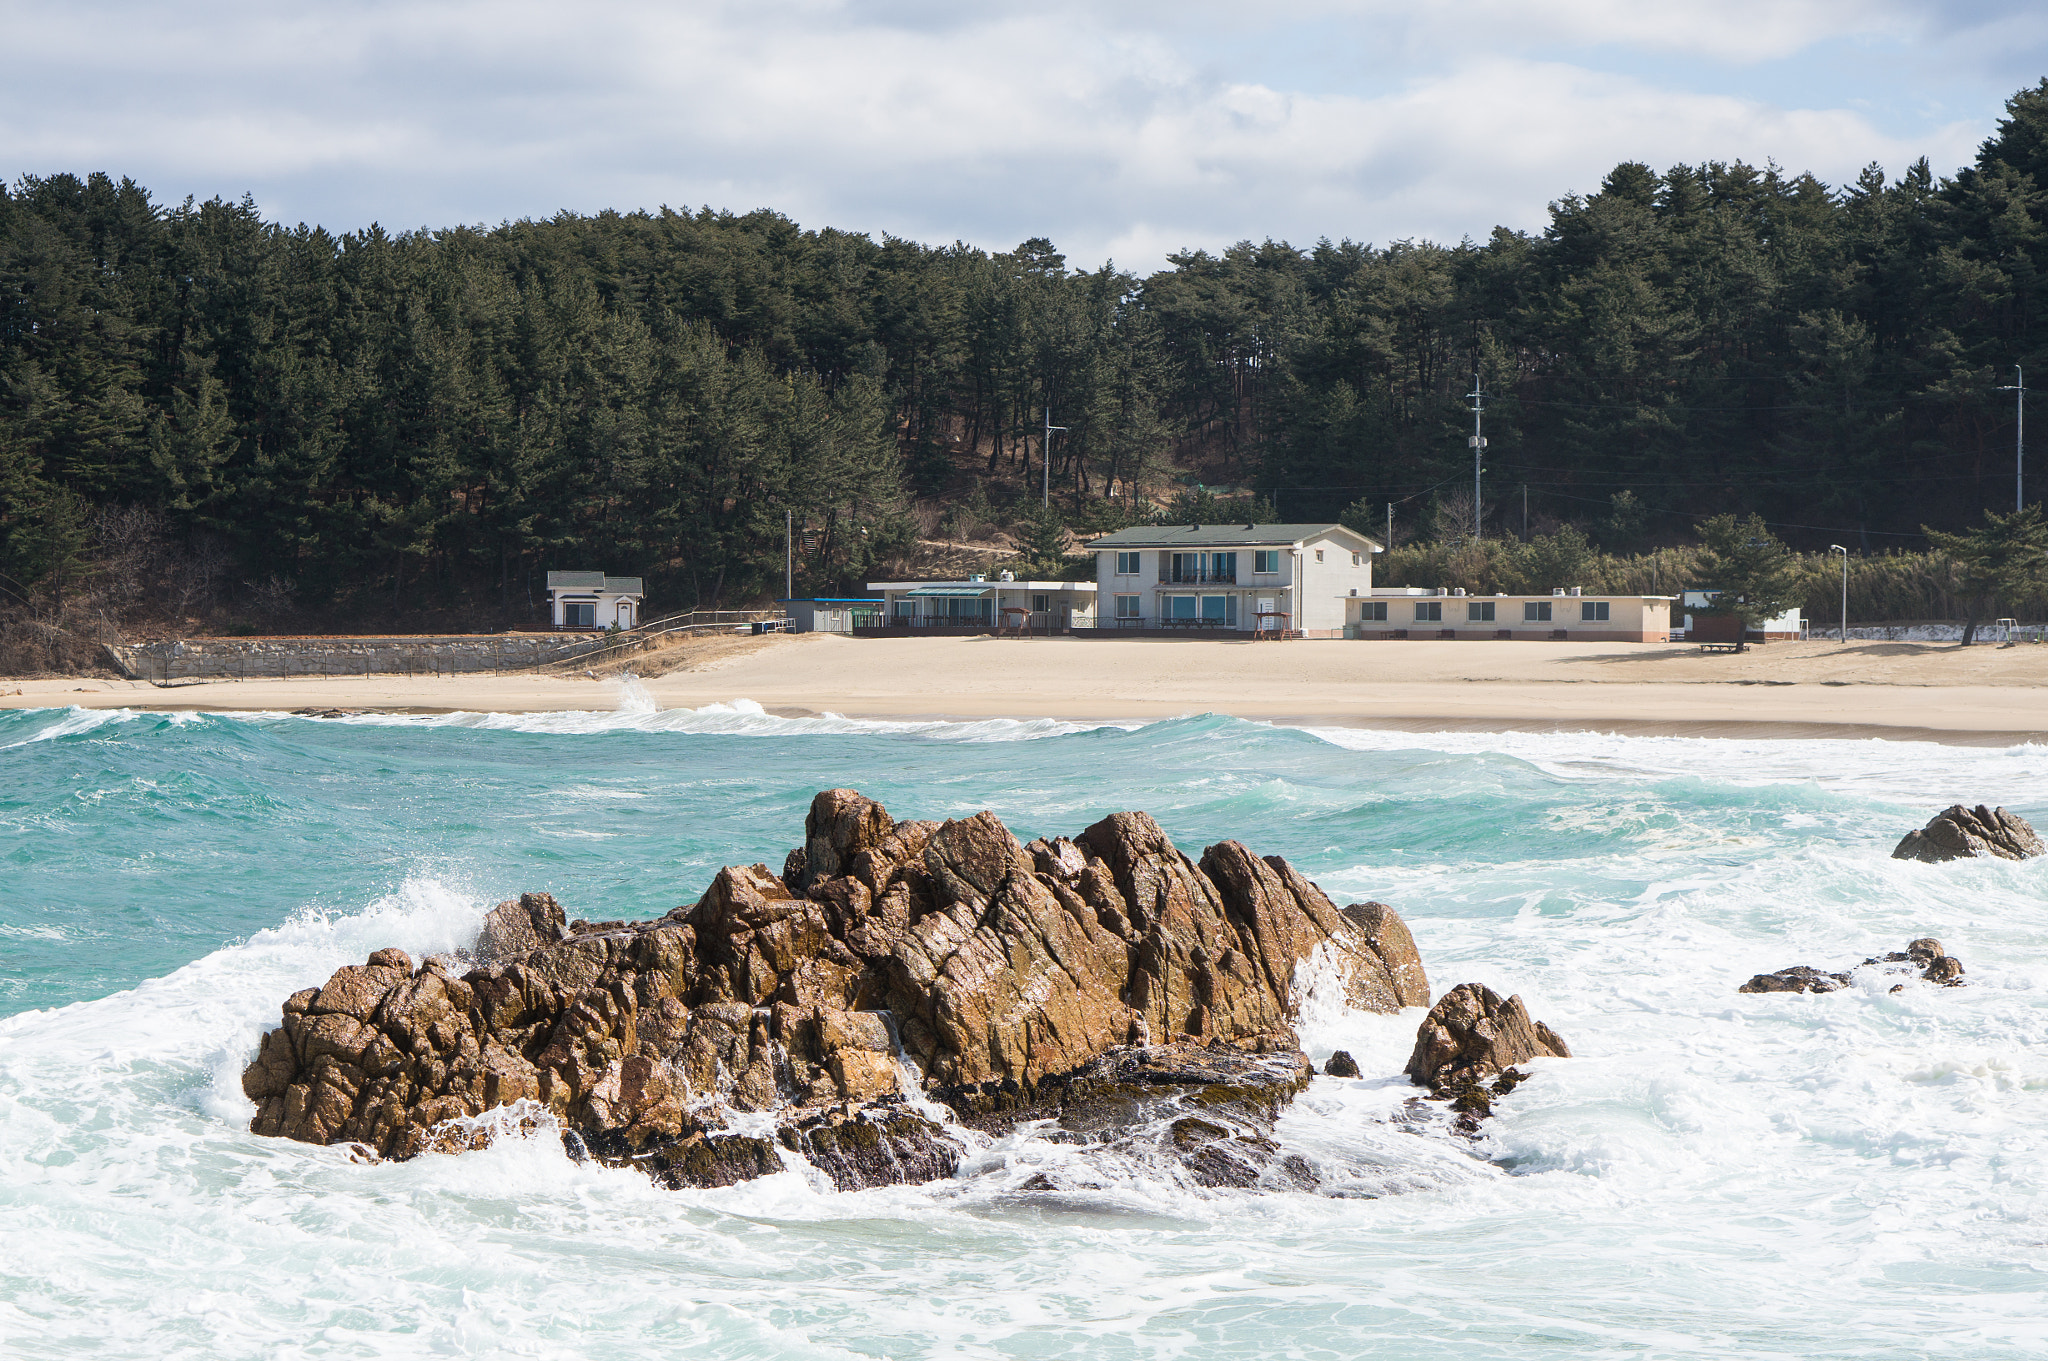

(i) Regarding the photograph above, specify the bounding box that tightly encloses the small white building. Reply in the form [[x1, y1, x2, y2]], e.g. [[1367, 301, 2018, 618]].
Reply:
[[1086, 523, 1381, 636], [781, 598, 883, 633], [546, 571, 644, 630]]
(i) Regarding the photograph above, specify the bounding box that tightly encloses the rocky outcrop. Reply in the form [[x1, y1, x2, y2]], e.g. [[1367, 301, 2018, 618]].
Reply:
[[1405, 983, 1570, 1097], [1738, 937, 1965, 994], [1323, 1050, 1360, 1078], [1892, 805, 2043, 863], [244, 790, 1427, 1192]]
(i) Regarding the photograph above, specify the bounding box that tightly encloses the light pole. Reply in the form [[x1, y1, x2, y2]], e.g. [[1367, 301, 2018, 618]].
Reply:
[[785, 509, 793, 602], [1042, 407, 1068, 508], [1998, 365, 2025, 510], [1829, 544, 1848, 643], [1466, 367, 1486, 541]]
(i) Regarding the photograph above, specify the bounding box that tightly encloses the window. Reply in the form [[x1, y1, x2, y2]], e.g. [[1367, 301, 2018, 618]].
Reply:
[[1524, 601, 1552, 622], [1254, 550, 1279, 574], [564, 601, 595, 628], [1169, 596, 1198, 619], [1201, 595, 1234, 623], [1315, 549, 1325, 563], [1581, 600, 1610, 621], [1359, 601, 1388, 622], [1211, 552, 1236, 581], [1352, 552, 1362, 566], [1115, 551, 1140, 575], [1467, 601, 1495, 622], [1032, 594, 1051, 613], [1114, 594, 1141, 618], [1415, 601, 1442, 622]]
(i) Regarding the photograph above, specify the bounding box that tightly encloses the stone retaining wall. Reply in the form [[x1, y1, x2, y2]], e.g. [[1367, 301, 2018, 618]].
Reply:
[[108, 634, 592, 681]]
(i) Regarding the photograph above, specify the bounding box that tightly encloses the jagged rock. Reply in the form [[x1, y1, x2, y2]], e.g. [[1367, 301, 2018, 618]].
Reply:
[[1739, 938, 1967, 995], [1323, 1050, 1360, 1077], [474, 892, 566, 965], [937, 1042, 1318, 1190], [1405, 983, 1569, 1097], [1738, 965, 1852, 994], [1892, 805, 2043, 863], [245, 791, 1427, 1192]]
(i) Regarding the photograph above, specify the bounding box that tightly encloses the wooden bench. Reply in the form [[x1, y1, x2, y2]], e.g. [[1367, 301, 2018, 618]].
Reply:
[[1494, 629, 1513, 639], [1549, 629, 1569, 640], [1436, 629, 1457, 640]]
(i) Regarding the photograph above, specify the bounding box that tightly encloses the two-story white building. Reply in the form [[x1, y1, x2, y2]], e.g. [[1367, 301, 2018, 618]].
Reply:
[[1086, 523, 1381, 637]]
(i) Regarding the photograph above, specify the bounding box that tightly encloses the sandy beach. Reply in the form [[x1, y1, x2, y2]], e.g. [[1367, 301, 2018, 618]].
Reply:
[[8, 633, 2048, 743]]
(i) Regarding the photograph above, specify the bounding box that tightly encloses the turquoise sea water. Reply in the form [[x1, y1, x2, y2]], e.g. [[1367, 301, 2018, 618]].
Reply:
[[4, 691, 2048, 1359]]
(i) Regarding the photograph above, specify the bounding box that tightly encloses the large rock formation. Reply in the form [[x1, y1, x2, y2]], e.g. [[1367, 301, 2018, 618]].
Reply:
[[244, 790, 1429, 1191], [1892, 805, 2043, 863]]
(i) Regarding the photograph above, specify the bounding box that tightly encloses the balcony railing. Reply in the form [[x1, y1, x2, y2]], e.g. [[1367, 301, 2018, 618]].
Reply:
[[1156, 568, 1237, 585]]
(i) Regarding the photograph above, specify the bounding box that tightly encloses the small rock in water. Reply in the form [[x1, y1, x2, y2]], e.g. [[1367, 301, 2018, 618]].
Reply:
[[1892, 805, 2043, 862], [1738, 965, 1852, 994], [1323, 1050, 1360, 1078], [1740, 938, 1966, 994], [1405, 982, 1569, 1134]]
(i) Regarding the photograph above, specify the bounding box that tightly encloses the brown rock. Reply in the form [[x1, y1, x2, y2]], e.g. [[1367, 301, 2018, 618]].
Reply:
[[1738, 966, 1852, 994], [244, 791, 1431, 1193], [1323, 1050, 1360, 1077], [476, 892, 566, 965], [1893, 805, 2044, 863], [1923, 955, 1966, 986], [1405, 983, 1569, 1096]]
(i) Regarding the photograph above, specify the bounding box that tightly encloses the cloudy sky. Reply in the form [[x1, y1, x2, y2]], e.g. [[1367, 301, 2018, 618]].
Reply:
[[5, 0, 2046, 268]]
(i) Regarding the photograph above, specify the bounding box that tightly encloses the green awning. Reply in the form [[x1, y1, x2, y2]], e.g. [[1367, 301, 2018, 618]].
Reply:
[[905, 586, 994, 597]]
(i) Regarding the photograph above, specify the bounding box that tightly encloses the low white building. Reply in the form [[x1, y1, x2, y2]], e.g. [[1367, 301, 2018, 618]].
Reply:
[[864, 576, 1097, 632], [1348, 587, 1675, 641], [545, 571, 644, 630], [1086, 523, 1381, 636]]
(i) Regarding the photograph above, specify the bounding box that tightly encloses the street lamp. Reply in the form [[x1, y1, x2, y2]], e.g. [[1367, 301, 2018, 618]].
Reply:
[[1997, 365, 2025, 511], [1829, 545, 1848, 643]]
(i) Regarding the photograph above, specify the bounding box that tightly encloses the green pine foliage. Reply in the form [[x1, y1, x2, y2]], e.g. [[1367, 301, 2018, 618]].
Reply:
[[7, 78, 2048, 634]]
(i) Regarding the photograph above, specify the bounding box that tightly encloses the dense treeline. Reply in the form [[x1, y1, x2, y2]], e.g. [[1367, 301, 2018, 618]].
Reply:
[[6, 80, 2048, 636]]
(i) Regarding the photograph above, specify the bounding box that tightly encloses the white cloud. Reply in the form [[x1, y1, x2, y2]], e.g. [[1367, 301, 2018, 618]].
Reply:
[[0, 0, 2032, 268]]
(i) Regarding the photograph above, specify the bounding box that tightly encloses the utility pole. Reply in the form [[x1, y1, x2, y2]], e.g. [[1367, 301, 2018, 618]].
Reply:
[[1522, 484, 1528, 541], [1042, 407, 1068, 508], [785, 509, 792, 601], [1829, 544, 1848, 643], [1466, 362, 1487, 541], [1386, 502, 1393, 550], [1998, 365, 2026, 510]]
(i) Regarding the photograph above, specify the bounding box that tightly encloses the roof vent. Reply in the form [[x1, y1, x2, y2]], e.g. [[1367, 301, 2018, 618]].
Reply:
[[1244, 522, 1255, 530], [1190, 523, 1201, 531], [1553, 587, 1566, 596], [1570, 586, 1582, 596]]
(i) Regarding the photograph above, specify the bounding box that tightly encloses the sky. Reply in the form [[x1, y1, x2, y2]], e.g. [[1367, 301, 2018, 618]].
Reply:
[[5, 0, 2047, 271]]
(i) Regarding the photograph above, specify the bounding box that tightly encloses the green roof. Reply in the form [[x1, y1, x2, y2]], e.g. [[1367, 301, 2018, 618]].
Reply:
[[1087, 523, 1378, 550]]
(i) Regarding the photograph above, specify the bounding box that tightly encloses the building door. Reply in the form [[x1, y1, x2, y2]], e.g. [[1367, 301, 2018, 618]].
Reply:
[[615, 599, 634, 628]]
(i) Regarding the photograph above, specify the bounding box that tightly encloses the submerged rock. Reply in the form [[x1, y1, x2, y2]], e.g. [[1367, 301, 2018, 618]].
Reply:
[[1738, 938, 1967, 994], [243, 790, 1427, 1192], [1892, 805, 2043, 863], [1737, 965, 1852, 994], [1323, 1050, 1361, 1078]]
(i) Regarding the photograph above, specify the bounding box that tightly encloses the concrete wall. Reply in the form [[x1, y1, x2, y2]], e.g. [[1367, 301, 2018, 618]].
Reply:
[[108, 634, 590, 681]]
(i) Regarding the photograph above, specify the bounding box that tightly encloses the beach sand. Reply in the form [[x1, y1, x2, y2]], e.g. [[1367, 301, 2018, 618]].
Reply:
[[7, 634, 2048, 743]]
